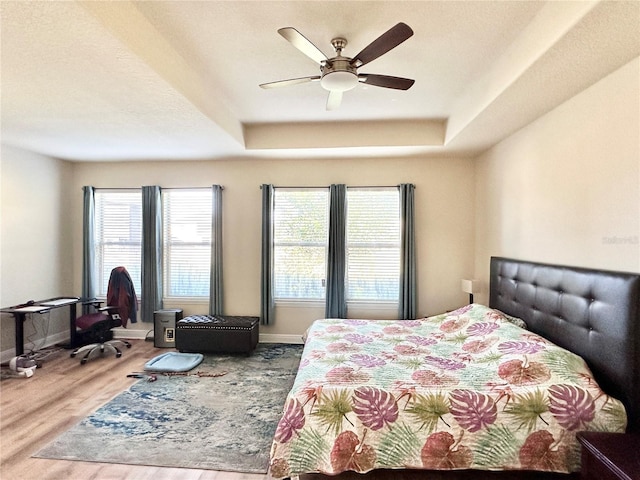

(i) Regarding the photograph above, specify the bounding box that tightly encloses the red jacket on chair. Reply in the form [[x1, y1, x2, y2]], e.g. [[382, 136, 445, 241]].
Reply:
[[106, 266, 138, 328]]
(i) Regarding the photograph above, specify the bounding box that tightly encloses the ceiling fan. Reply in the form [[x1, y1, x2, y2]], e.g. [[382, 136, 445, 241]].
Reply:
[[260, 23, 415, 110]]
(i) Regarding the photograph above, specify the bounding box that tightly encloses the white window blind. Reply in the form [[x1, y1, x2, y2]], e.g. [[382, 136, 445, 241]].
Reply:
[[94, 190, 142, 296], [346, 188, 400, 302], [273, 188, 329, 300], [163, 189, 212, 297]]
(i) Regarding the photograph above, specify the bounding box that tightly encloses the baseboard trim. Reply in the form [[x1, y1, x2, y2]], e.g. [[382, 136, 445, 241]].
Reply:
[[117, 331, 305, 345], [1, 331, 70, 364], [112, 328, 152, 341], [2, 329, 151, 363], [2, 331, 304, 362], [259, 333, 305, 345]]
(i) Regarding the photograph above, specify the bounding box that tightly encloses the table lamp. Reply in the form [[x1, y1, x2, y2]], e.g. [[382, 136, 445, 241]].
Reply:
[[461, 279, 479, 304]]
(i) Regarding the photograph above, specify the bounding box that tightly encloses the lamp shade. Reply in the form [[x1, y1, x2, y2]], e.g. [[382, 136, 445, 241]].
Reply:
[[321, 70, 359, 92], [461, 279, 479, 294]]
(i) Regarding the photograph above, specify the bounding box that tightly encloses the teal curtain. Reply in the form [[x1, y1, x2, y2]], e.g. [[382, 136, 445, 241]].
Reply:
[[141, 186, 162, 323], [209, 185, 224, 315], [399, 183, 417, 319], [82, 186, 95, 312], [260, 184, 274, 325], [325, 184, 347, 318]]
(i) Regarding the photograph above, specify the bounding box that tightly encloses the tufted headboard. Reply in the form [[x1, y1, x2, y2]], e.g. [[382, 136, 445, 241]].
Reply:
[[489, 256, 640, 433]]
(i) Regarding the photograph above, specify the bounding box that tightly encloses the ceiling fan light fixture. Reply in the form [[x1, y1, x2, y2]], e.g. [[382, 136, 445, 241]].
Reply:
[[320, 70, 359, 92], [261, 24, 415, 108]]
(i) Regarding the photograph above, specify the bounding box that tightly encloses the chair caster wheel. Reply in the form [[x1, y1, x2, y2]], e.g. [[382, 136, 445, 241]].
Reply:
[[70, 353, 76, 358], [126, 344, 132, 349], [81, 359, 88, 365], [116, 352, 122, 358]]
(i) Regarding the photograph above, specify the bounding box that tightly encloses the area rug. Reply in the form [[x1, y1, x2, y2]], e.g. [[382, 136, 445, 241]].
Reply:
[[34, 343, 303, 473]]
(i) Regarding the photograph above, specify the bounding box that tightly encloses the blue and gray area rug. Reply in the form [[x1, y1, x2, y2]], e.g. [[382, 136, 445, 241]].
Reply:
[[34, 343, 303, 473]]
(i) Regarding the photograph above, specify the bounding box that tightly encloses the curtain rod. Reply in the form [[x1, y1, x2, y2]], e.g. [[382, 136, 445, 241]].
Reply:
[[162, 186, 225, 190], [260, 185, 413, 189], [86, 186, 224, 191]]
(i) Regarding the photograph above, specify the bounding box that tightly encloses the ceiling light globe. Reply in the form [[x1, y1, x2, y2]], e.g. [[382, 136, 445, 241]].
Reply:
[[321, 71, 358, 92]]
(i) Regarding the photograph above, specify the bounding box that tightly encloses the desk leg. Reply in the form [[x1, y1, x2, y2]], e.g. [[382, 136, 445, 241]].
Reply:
[[14, 313, 26, 356], [69, 303, 77, 348]]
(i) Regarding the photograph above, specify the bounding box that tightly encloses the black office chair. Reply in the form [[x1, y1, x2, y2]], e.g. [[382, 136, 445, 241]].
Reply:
[[70, 303, 132, 364], [71, 266, 137, 364]]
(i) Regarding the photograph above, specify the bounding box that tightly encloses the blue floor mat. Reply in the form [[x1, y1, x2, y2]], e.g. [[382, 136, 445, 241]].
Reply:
[[144, 352, 204, 372]]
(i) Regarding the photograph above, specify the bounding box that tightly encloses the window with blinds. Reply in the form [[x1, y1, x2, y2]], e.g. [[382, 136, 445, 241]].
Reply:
[[346, 188, 400, 302], [94, 190, 142, 296], [163, 189, 212, 297], [273, 188, 329, 300]]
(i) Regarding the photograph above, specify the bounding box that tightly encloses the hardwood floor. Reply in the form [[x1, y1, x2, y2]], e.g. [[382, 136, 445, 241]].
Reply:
[[0, 340, 267, 480]]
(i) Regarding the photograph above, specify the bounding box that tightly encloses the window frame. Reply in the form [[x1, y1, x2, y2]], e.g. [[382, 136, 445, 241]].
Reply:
[[345, 186, 401, 307], [93, 188, 142, 297], [272, 187, 330, 303], [162, 187, 213, 300], [269, 185, 402, 308]]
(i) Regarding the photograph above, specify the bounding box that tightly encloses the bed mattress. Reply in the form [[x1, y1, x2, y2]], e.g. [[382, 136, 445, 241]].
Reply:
[[269, 304, 626, 478]]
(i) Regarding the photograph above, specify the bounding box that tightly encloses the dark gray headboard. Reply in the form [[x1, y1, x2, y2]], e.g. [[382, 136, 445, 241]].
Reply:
[[489, 256, 640, 433]]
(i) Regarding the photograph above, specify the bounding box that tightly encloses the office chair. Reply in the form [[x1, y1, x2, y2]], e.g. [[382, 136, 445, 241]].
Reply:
[[70, 303, 132, 364], [71, 266, 137, 364]]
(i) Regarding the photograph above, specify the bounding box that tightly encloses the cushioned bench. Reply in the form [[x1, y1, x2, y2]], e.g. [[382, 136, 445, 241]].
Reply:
[[175, 315, 259, 354]]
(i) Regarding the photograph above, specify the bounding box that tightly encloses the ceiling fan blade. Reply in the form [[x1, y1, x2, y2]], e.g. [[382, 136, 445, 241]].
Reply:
[[260, 76, 320, 89], [359, 74, 415, 90], [326, 90, 343, 110], [350, 23, 413, 68], [278, 27, 328, 65]]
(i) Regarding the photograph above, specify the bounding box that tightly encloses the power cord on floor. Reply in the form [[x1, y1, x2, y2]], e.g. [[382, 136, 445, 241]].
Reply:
[[23, 345, 66, 366], [24, 310, 52, 354]]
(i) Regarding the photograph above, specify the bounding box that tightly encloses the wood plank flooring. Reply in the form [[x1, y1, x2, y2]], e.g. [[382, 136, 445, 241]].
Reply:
[[0, 340, 266, 480]]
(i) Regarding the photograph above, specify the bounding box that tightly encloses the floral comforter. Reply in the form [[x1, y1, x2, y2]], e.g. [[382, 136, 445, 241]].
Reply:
[[269, 304, 626, 478]]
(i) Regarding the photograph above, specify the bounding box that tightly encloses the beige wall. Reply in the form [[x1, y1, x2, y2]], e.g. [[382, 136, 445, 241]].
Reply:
[[3, 55, 638, 354], [0, 145, 74, 354], [473, 57, 640, 304], [70, 156, 476, 338]]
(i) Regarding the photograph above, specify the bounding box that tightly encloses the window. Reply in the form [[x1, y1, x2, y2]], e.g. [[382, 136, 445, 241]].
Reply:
[[346, 188, 400, 302], [94, 190, 142, 296], [270, 186, 402, 304], [163, 189, 212, 297], [273, 188, 329, 300]]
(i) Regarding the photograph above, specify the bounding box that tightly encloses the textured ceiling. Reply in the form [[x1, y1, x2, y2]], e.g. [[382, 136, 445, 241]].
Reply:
[[1, 1, 638, 162]]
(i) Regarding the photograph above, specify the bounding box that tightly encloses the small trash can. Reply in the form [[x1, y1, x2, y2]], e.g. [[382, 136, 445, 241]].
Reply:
[[154, 309, 183, 348]]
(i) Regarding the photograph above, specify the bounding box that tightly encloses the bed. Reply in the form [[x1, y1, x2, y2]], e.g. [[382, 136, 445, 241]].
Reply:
[[269, 257, 640, 479]]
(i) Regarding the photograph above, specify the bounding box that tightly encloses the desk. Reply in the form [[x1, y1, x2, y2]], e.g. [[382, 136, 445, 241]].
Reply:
[[1, 297, 84, 355]]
